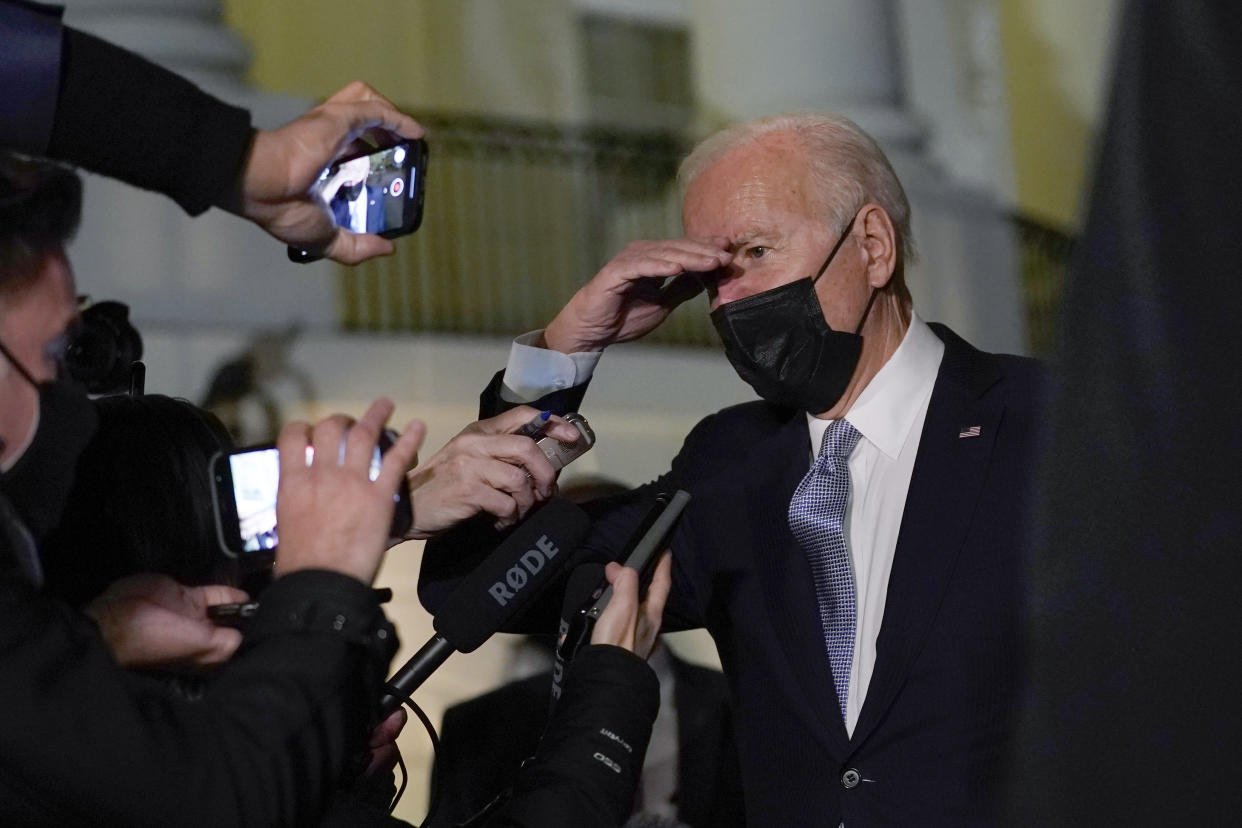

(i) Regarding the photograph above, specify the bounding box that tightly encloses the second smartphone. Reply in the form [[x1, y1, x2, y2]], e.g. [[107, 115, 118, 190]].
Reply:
[[210, 430, 414, 559], [289, 138, 429, 262]]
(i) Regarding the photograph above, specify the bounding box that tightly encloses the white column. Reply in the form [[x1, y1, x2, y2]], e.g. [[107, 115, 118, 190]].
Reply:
[[687, 0, 1027, 354], [690, 0, 922, 151]]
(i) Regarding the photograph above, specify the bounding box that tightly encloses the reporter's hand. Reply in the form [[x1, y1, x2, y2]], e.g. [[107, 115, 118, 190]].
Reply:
[[84, 574, 248, 670], [404, 406, 582, 535], [230, 82, 425, 264], [275, 399, 425, 584], [363, 707, 408, 778], [542, 238, 731, 354], [590, 553, 672, 659]]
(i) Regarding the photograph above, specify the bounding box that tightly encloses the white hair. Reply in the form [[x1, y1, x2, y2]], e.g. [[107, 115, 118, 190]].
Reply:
[[678, 111, 916, 266]]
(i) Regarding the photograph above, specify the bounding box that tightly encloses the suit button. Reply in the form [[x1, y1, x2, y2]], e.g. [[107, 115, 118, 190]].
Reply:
[[841, 768, 861, 789]]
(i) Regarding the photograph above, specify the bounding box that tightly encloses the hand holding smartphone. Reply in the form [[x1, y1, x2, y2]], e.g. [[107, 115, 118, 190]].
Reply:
[[210, 428, 414, 558], [289, 138, 429, 263]]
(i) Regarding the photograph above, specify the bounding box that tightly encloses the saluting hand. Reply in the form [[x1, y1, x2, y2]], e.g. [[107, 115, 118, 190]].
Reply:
[[543, 237, 731, 354]]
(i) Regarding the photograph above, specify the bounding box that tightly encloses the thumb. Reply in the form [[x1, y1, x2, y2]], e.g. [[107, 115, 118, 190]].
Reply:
[[323, 230, 396, 265], [199, 625, 244, 666]]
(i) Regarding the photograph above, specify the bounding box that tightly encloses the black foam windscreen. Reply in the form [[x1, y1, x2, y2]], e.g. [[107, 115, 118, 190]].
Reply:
[[433, 497, 591, 652]]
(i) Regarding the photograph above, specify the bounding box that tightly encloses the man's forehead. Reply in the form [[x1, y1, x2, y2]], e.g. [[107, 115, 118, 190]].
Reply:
[[685, 141, 817, 219], [683, 175, 815, 237], [706, 132, 810, 181]]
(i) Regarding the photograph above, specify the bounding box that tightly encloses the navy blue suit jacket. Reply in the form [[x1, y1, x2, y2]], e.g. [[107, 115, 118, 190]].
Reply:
[[421, 324, 1045, 826]]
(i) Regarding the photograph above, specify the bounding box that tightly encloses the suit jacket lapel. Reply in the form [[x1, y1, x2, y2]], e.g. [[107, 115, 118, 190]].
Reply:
[[850, 326, 1004, 748], [743, 408, 854, 758]]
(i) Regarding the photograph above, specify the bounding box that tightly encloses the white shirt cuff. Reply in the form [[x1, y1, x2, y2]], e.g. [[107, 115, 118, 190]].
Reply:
[[500, 330, 603, 403]]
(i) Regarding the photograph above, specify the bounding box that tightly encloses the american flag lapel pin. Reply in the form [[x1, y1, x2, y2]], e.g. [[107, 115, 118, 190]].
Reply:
[[958, 425, 982, 439]]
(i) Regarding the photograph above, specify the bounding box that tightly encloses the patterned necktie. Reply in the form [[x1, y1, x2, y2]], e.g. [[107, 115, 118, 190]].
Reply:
[[788, 419, 862, 721]]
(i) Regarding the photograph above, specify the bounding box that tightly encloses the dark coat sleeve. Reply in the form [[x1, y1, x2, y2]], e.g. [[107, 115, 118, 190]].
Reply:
[[0, 0, 253, 215], [0, 0, 64, 154], [0, 567, 398, 827], [46, 26, 253, 215], [484, 645, 659, 828], [479, 369, 590, 420]]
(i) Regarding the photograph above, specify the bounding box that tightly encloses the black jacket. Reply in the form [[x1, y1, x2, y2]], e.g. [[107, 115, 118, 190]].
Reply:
[[1, 0, 252, 214], [0, 493, 399, 827], [432, 651, 742, 828], [481, 645, 660, 828], [4, 490, 660, 828]]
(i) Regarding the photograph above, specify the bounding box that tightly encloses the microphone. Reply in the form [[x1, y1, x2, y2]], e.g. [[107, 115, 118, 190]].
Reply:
[[379, 497, 592, 715]]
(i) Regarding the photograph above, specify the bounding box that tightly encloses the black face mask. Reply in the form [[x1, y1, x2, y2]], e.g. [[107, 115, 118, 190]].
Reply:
[[0, 340, 99, 544], [710, 214, 878, 414]]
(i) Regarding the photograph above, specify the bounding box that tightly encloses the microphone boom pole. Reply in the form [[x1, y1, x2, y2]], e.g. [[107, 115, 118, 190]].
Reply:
[[379, 635, 454, 717]]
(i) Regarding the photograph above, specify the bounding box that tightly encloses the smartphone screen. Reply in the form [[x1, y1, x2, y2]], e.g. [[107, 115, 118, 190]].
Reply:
[[213, 436, 410, 557], [310, 140, 427, 237]]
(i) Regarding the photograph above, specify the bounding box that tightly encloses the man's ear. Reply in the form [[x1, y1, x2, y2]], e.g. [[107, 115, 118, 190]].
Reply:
[[857, 204, 898, 289]]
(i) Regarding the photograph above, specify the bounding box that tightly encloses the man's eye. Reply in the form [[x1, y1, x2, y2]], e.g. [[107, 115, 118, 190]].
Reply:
[[745, 246, 769, 259]]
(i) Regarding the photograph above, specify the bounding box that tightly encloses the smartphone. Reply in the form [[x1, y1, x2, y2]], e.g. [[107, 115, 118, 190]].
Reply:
[[535, 412, 596, 470], [288, 138, 429, 263], [210, 429, 413, 558]]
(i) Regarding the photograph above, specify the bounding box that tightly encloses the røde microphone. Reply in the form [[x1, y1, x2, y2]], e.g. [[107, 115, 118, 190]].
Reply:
[[379, 497, 592, 716]]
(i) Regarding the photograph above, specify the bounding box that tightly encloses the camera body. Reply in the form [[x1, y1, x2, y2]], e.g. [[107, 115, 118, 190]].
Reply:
[[66, 300, 143, 395]]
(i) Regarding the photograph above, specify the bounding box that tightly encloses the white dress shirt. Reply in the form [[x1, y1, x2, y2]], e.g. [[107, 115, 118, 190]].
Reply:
[[501, 315, 945, 738], [500, 330, 602, 402], [807, 313, 943, 736]]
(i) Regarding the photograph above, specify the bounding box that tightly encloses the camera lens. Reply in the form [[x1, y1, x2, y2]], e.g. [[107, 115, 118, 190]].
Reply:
[[65, 300, 143, 394]]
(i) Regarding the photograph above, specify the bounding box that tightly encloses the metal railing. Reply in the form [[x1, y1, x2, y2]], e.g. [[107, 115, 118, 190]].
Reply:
[[337, 113, 715, 345], [338, 113, 1075, 356]]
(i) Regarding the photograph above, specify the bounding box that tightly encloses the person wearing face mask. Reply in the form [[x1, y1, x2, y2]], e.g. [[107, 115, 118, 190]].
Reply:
[[0, 151, 427, 825], [420, 112, 1046, 826]]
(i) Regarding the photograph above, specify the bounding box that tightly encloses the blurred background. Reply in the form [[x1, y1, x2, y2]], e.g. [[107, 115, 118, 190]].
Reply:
[[59, 0, 1118, 819]]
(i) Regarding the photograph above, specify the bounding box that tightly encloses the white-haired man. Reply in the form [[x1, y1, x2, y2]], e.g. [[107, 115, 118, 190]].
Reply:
[[422, 112, 1045, 826]]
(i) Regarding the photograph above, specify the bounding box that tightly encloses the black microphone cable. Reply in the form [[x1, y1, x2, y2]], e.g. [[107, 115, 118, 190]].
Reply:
[[385, 692, 442, 828]]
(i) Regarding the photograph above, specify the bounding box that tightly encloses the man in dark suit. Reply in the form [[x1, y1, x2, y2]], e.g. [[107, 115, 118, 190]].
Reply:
[[421, 112, 1044, 825]]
